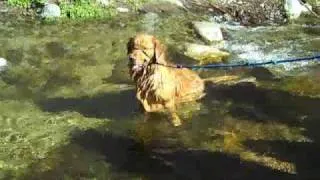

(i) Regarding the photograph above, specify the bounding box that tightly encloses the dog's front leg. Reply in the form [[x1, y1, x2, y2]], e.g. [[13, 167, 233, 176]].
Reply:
[[170, 112, 182, 127], [137, 102, 150, 122], [143, 112, 152, 123], [164, 100, 181, 127]]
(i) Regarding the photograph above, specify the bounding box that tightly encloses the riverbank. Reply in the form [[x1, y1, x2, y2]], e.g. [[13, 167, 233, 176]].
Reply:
[[1, 0, 319, 24]]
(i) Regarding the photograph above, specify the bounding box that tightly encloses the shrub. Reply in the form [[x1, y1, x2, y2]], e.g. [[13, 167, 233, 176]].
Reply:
[[7, 0, 117, 20], [60, 0, 117, 20]]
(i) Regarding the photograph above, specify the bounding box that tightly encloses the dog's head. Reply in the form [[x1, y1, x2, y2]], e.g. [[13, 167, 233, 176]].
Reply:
[[127, 34, 167, 79]]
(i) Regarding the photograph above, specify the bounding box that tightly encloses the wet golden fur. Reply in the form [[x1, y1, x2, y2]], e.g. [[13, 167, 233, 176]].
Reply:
[[127, 34, 205, 126]]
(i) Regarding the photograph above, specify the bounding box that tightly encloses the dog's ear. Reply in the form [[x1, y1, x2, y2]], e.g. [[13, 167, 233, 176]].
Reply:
[[152, 37, 167, 65], [127, 37, 134, 54]]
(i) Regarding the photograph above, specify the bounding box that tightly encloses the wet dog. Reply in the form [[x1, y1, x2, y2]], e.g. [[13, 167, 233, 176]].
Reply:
[[127, 34, 206, 126], [126, 33, 248, 126]]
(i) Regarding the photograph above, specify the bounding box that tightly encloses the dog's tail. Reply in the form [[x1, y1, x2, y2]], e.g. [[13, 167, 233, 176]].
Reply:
[[203, 75, 257, 85]]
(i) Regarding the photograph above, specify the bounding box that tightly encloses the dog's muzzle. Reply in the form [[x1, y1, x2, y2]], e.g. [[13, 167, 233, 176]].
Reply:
[[131, 64, 144, 71], [128, 57, 148, 72]]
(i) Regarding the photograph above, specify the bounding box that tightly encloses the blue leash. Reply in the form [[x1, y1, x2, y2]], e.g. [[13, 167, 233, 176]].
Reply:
[[170, 54, 320, 69]]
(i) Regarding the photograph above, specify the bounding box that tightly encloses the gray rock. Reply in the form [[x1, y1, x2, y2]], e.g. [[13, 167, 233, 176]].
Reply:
[[192, 21, 224, 42], [0, 57, 8, 72], [41, 3, 61, 18], [0, 1, 8, 13], [184, 43, 230, 64], [116, 7, 130, 13], [184, 43, 226, 55], [0, 8, 8, 13]]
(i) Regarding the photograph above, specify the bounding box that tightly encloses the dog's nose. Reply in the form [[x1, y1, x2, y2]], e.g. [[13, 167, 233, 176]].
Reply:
[[129, 57, 135, 61], [128, 54, 136, 61]]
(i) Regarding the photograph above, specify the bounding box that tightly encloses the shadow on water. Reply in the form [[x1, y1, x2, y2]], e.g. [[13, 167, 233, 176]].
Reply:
[[244, 139, 320, 179], [72, 129, 297, 180], [203, 81, 320, 126], [25, 129, 296, 180], [38, 89, 140, 120], [202, 81, 320, 178], [36, 70, 320, 179], [102, 58, 133, 85], [36, 57, 139, 121]]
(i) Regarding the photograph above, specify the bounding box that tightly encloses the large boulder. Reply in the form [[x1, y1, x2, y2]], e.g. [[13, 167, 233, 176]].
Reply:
[[40, 3, 61, 18], [184, 43, 230, 64], [192, 21, 224, 42], [284, 0, 312, 19]]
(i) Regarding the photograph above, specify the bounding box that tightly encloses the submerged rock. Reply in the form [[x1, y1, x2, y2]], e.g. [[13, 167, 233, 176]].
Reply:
[[6, 49, 24, 64], [250, 67, 279, 81], [40, 3, 61, 18], [192, 21, 224, 42], [0, 57, 8, 72], [184, 43, 230, 64], [284, 0, 312, 19]]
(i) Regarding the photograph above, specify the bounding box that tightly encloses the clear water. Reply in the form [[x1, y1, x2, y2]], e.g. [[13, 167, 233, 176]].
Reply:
[[0, 11, 320, 179]]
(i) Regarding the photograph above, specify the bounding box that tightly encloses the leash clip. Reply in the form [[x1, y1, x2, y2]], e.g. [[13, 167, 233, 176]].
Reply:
[[271, 60, 278, 64]]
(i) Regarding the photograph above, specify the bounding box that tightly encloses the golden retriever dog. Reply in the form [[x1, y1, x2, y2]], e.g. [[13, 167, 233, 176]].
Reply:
[[127, 33, 245, 126]]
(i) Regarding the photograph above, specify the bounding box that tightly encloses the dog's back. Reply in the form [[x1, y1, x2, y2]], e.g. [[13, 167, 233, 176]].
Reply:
[[136, 64, 205, 106], [173, 67, 205, 103]]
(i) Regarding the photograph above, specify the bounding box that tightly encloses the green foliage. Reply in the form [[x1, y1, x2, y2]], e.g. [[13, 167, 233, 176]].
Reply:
[[7, 0, 117, 20], [7, 0, 46, 8], [306, 0, 320, 6], [6, 0, 153, 20], [59, 0, 117, 20], [7, 0, 32, 8]]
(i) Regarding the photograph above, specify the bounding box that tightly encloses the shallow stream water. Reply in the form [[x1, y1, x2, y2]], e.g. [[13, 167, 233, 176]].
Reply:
[[0, 11, 320, 179]]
